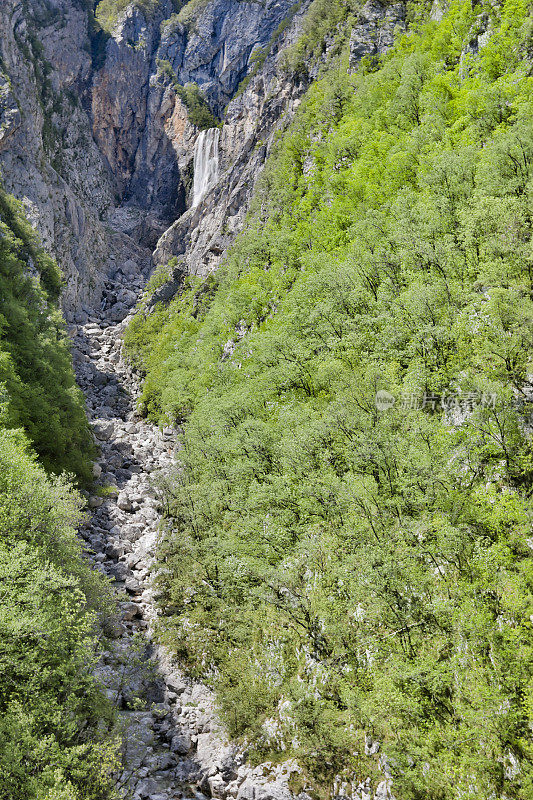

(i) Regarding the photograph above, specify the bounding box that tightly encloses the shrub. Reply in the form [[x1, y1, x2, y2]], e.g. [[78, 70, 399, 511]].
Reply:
[[95, 0, 161, 32], [157, 60, 219, 128], [0, 427, 119, 799]]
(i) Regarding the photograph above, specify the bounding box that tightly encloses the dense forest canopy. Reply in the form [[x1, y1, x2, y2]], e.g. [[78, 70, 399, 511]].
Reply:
[[125, 0, 533, 796]]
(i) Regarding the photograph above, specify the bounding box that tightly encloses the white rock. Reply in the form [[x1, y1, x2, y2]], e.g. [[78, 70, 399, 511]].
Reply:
[[117, 492, 132, 511]]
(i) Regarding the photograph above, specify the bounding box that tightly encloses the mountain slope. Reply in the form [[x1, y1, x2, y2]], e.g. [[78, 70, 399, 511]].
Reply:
[[0, 190, 118, 799], [125, 0, 533, 796], [0, 189, 94, 479]]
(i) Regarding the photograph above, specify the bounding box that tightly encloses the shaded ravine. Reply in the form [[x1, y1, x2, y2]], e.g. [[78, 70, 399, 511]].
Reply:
[[70, 267, 298, 800]]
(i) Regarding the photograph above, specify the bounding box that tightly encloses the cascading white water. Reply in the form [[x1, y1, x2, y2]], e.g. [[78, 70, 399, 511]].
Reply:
[[192, 128, 220, 207]]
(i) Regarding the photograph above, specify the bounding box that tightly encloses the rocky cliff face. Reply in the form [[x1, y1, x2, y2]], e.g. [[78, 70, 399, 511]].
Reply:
[[0, 0, 315, 316], [0, 0, 405, 316], [153, 0, 312, 278], [0, 0, 140, 315], [157, 0, 302, 115]]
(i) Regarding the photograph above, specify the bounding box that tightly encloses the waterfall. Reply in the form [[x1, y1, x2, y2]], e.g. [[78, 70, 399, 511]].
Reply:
[[192, 128, 220, 207]]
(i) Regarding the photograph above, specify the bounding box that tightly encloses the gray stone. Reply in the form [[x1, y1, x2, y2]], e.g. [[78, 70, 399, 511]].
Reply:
[[102, 616, 125, 639], [122, 259, 139, 278], [93, 371, 109, 387], [88, 495, 104, 508], [152, 702, 170, 718], [125, 576, 142, 595], [105, 541, 124, 559], [117, 492, 132, 511], [123, 602, 142, 620], [93, 420, 114, 440], [349, 1, 405, 66], [166, 674, 187, 694], [108, 562, 130, 582], [135, 777, 160, 798], [170, 734, 192, 754], [110, 302, 129, 322], [209, 774, 227, 798], [155, 752, 176, 770]]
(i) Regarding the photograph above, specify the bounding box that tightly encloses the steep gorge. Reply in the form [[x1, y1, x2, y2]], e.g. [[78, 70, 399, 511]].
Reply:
[[0, 0, 314, 312], [0, 0, 428, 797]]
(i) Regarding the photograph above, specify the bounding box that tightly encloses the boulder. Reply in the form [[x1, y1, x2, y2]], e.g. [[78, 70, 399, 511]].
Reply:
[[125, 576, 142, 594], [93, 419, 114, 440], [117, 492, 132, 511], [123, 602, 142, 620], [102, 616, 125, 639], [110, 302, 128, 322], [88, 495, 104, 508], [108, 562, 130, 582], [170, 733, 192, 755], [151, 702, 170, 718]]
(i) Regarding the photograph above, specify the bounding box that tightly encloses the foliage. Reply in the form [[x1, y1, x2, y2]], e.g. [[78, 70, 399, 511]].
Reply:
[[95, 0, 161, 32], [0, 190, 119, 797], [281, 0, 362, 75], [174, 82, 219, 129], [175, 0, 210, 30], [0, 191, 61, 299], [0, 426, 119, 800], [127, 0, 533, 796], [0, 189, 94, 481], [0, 190, 117, 797], [157, 60, 219, 129]]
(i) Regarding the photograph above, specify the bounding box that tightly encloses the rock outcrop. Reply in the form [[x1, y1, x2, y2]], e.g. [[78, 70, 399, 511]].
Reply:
[[157, 0, 303, 116]]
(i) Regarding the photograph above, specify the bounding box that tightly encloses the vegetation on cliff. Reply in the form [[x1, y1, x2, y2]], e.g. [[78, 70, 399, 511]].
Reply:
[[0, 192, 119, 799], [94, 0, 191, 32], [94, 0, 162, 31], [0, 190, 94, 481], [126, 0, 533, 795], [157, 59, 219, 129]]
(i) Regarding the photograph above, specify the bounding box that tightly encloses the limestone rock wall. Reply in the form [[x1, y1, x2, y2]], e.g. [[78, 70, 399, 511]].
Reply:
[[154, 0, 406, 280], [157, 0, 303, 116], [0, 0, 304, 316], [0, 0, 131, 314]]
